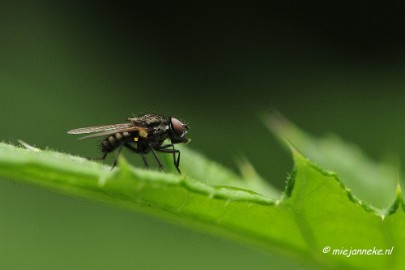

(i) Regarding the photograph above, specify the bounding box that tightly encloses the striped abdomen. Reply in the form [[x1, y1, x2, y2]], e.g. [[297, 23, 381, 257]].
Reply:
[[101, 131, 132, 153]]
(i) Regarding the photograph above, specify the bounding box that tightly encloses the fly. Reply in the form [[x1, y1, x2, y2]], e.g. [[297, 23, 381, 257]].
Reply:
[[67, 114, 190, 173]]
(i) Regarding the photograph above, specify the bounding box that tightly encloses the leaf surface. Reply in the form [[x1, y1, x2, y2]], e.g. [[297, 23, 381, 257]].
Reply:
[[0, 121, 403, 270]]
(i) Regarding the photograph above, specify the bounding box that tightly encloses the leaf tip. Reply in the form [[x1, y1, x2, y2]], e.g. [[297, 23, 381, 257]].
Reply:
[[17, 140, 40, 152], [264, 111, 291, 142], [235, 155, 258, 181], [383, 178, 405, 217]]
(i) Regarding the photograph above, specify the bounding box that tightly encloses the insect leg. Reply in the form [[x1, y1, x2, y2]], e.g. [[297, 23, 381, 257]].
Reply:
[[148, 144, 164, 171], [156, 144, 181, 174], [111, 144, 124, 170], [140, 154, 148, 168], [124, 143, 149, 168], [157, 144, 178, 167]]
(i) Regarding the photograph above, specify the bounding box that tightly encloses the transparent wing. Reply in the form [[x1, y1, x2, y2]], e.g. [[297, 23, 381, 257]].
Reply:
[[68, 123, 149, 140], [67, 123, 134, 134], [79, 126, 147, 140]]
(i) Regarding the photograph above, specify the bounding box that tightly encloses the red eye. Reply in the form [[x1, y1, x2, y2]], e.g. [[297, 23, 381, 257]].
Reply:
[[171, 117, 187, 136]]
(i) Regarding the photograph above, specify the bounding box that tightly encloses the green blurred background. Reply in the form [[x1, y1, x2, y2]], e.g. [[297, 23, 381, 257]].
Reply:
[[1, 1, 405, 269]]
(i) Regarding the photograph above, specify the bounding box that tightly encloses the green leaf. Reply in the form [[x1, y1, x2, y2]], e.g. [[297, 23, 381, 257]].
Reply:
[[285, 149, 404, 269], [0, 119, 404, 270], [165, 145, 281, 199], [266, 113, 398, 211]]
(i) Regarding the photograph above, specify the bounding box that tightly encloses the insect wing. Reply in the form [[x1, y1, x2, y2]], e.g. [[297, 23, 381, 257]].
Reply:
[[68, 123, 150, 140], [77, 126, 146, 139], [67, 123, 134, 134]]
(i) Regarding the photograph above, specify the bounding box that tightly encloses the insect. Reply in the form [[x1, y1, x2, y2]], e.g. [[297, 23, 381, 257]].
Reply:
[[67, 114, 190, 173]]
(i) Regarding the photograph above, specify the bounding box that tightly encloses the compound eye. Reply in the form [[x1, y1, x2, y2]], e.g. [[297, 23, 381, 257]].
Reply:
[[171, 117, 187, 137]]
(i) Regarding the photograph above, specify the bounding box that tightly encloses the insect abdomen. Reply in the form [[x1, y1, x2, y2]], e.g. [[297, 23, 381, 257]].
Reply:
[[101, 132, 132, 153]]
